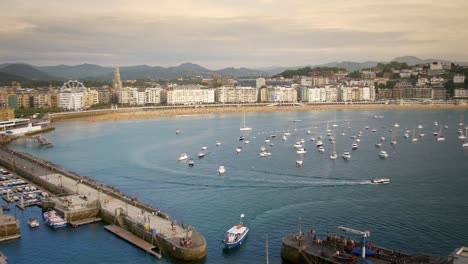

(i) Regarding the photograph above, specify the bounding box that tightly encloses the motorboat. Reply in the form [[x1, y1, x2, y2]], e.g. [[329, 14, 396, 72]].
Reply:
[[178, 153, 188, 161], [197, 153, 205, 158], [188, 159, 194, 167], [355, 138, 361, 143], [371, 129, 377, 132], [300, 139, 305, 144], [379, 150, 389, 159], [201, 146, 207, 150], [175, 129, 181, 135], [329, 151, 338, 160], [218, 166, 226, 175], [216, 141, 221, 146], [284, 132, 291, 136], [310, 137, 315, 141], [239, 135, 245, 141], [296, 148, 307, 154], [371, 178, 390, 184], [318, 146, 325, 153], [316, 140, 323, 147], [394, 123, 400, 128], [235, 147, 243, 153], [244, 140, 250, 144], [403, 133, 409, 139], [43, 210, 67, 228], [264, 139, 270, 143], [380, 137, 386, 141], [28, 218, 40, 228], [390, 140, 397, 145], [259, 151, 272, 157], [223, 214, 249, 249], [365, 126, 369, 130], [351, 143, 358, 150], [333, 252, 357, 262], [260, 145, 266, 152], [306, 130, 311, 134], [270, 134, 276, 138], [417, 125, 423, 129], [437, 136, 446, 142], [419, 133, 425, 137], [296, 160, 303, 167], [342, 151, 351, 160], [293, 142, 303, 148], [282, 135, 288, 141], [375, 142, 382, 147]]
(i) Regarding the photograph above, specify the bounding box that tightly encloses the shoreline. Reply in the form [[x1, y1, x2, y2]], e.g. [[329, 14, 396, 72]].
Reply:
[[52, 103, 468, 123]]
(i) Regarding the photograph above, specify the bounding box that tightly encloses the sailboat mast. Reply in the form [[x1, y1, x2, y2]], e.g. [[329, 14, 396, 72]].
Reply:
[[266, 234, 269, 264]]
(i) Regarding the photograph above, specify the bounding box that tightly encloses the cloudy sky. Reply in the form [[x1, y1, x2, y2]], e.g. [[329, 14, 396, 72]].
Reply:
[[1, 0, 467, 69]]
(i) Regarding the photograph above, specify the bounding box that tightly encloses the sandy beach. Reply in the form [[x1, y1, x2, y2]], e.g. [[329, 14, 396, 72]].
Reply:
[[52, 103, 468, 122]]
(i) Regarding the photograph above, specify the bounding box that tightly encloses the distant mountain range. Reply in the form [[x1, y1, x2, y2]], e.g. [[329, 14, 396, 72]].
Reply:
[[0, 56, 467, 83]]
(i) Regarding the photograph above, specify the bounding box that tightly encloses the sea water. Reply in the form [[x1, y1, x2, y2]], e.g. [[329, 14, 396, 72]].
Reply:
[[2, 109, 468, 264]]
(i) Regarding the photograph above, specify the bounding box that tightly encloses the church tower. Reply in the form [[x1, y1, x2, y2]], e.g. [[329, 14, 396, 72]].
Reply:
[[113, 65, 122, 90]]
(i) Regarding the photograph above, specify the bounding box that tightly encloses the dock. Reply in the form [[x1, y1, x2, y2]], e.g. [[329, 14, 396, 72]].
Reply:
[[69, 217, 102, 228], [104, 225, 161, 259]]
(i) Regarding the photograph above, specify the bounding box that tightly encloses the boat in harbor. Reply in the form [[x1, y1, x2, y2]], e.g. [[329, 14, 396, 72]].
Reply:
[[218, 166, 226, 175], [235, 146, 243, 153], [259, 151, 272, 157], [176, 129, 181, 135], [351, 143, 358, 150], [216, 141, 221, 146], [28, 218, 40, 228], [188, 159, 194, 167], [296, 160, 303, 167], [178, 153, 188, 161], [342, 151, 351, 160], [1, 205, 10, 211], [379, 150, 389, 159], [240, 113, 252, 132], [201, 146, 207, 150], [0, 118, 45, 136], [43, 210, 67, 228], [333, 252, 357, 262], [223, 214, 249, 249], [318, 145, 325, 153], [296, 148, 307, 155], [371, 178, 390, 184], [463, 127, 468, 148], [197, 153, 205, 158], [330, 139, 337, 160], [437, 126, 445, 141]]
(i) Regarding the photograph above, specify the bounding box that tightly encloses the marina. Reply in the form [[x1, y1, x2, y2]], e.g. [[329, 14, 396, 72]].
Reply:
[[1, 109, 467, 263]]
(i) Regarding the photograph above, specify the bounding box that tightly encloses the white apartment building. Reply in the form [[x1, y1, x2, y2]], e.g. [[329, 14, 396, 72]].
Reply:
[[145, 88, 162, 104], [339, 86, 375, 102], [215, 86, 258, 103], [454, 75, 465, 84], [430, 62, 443, 70], [84, 89, 99, 108], [256, 78, 266, 88], [166, 85, 215, 105]]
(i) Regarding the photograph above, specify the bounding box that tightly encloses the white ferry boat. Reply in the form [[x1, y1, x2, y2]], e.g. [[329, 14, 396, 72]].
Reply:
[[0, 118, 43, 135]]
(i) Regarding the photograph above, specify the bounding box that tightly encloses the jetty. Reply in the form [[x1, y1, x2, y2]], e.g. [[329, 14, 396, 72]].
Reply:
[[104, 225, 161, 258], [0, 146, 207, 261], [281, 225, 452, 264]]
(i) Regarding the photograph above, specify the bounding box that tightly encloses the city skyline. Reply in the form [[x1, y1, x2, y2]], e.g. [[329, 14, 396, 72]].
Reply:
[[1, 1, 468, 68]]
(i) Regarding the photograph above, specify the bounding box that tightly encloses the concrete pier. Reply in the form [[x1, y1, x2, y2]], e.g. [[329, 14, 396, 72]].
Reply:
[[0, 210, 20, 242], [0, 146, 207, 261]]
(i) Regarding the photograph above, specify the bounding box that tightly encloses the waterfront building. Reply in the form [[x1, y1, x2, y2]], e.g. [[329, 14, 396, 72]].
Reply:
[[84, 89, 99, 108], [454, 89, 468, 99], [166, 85, 215, 105], [97, 89, 111, 104], [215, 86, 258, 103], [49, 92, 60, 108], [256, 78, 266, 88], [17, 93, 32, 108], [311, 77, 329, 86], [432, 86, 448, 100], [117, 87, 130, 105], [404, 87, 433, 100], [301, 77, 313, 86], [31, 92, 51, 108], [338, 86, 375, 102], [454, 74, 465, 84], [268, 86, 297, 103], [145, 88, 162, 105], [376, 88, 393, 101], [0, 108, 14, 121], [113, 66, 122, 90]]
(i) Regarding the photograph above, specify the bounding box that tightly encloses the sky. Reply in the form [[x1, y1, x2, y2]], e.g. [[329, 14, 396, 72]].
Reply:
[[1, 0, 468, 69]]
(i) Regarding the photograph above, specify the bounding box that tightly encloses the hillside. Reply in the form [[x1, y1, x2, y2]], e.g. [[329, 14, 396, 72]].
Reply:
[[0, 63, 57, 80]]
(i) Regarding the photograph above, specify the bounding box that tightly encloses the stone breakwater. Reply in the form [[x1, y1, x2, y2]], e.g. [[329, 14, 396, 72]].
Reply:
[[0, 146, 207, 261]]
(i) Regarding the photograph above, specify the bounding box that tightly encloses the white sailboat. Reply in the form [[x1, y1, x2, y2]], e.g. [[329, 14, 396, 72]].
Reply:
[[240, 113, 252, 131], [330, 138, 338, 160], [437, 125, 445, 141], [463, 127, 468, 148]]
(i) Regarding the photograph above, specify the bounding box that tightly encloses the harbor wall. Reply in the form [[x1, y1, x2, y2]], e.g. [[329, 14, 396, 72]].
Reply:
[[0, 146, 207, 261]]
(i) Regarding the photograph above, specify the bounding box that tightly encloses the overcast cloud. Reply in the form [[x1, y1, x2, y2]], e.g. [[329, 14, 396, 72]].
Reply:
[[1, 0, 467, 69]]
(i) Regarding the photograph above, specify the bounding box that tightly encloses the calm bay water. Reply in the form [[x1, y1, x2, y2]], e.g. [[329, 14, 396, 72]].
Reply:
[[2, 109, 468, 264]]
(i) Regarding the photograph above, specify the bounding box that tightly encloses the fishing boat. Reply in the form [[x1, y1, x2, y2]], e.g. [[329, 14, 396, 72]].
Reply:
[[197, 153, 205, 158], [417, 124, 423, 129], [379, 150, 389, 159], [371, 178, 390, 184], [43, 210, 67, 228], [330, 151, 338, 160], [342, 151, 351, 160], [218, 166, 226, 175], [178, 153, 188, 161], [223, 214, 249, 249], [394, 123, 400, 128], [28, 218, 40, 228], [240, 113, 252, 131]]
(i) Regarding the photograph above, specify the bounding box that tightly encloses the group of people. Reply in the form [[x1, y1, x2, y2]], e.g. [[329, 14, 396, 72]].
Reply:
[[180, 237, 193, 247]]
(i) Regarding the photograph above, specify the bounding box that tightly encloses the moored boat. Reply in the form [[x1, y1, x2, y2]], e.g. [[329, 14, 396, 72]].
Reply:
[[223, 214, 249, 249], [218, 166, 226, 175], [43, 210, 67, 228], [342, 151, 351, 160], [28, 218, 40, 228], [379, 150, 389, 159], [178, 153, 188, 161]]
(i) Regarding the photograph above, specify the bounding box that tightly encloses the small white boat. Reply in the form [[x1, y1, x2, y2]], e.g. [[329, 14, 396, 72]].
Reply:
[[351, 143, 358, 150], [259, 151, 272, 157], [218, 166, 226, 175], [235, 147, 243, 153], [188, 159, 194, 167], [371, 178, 390, 184], [390, 140, 397, 145], [296, 160, 303, 167], [28, 218, 40, 228], [175, 129, 181, 135], [419, 133, 425, 138], [300, 139, 305, 144], [240, 113, 252, 131], [375, 142, 382, 147], [178, 153, 188, 161], [417, 125, 423, 129], [444, 125, 449, 129], [282, 135, 287, 141], [318, 146, 325, 153], [216, 141, 221, 146], [379, 150, 389, 159], [433, 132, 438, 136], [412, 137, 418, 142], [244, 140, 250, 144], [316, 140, 323, 147], [293, 142, 303, 148], [260, 146, 266, 152], [365, 126, 369, 130], [284, 132, 291, 136], [329, 151, 338, 160], [403, 133, 409, 139], [265, 139, 270, 143], [270, 143, 274, 146], [355, 138, 361, 143], [296, 148, 307, 154], [197, 153, 205, 158], [394, 124, 400, 128], [434, 121, 438, 126], [463, 127, 468, 148], [342, 151, 351, 160], [310, 137, 315, 141], [371, 129, 377, 132], [306, 130, 311, 134], [437, 136, 445, 142], [201, 146, 207, 150]]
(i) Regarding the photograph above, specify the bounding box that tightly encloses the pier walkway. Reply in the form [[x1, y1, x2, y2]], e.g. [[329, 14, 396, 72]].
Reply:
[[105, 225, 162, 258]]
